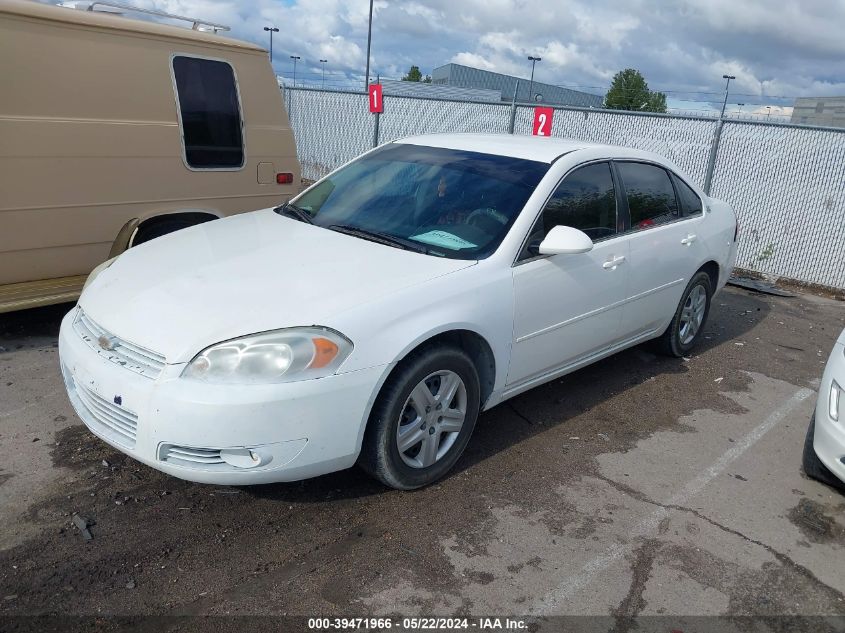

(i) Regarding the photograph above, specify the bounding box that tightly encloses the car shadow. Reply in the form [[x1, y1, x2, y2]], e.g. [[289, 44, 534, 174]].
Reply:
[[250, 288, 772, 502]]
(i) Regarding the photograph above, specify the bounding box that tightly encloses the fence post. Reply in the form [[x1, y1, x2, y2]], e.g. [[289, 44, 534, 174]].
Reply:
[[703, 118, 724, 195], [372, 111, 381, 148], [508, 80, 519, 134]]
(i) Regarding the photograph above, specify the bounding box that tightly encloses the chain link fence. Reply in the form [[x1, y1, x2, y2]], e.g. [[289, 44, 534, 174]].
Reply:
[[283, 87, 845, 290]]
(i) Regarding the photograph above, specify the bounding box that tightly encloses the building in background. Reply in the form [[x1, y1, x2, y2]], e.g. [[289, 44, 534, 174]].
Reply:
[[431, 63, 602, 108], [790, 97, 845, 128], [379, 79, 501, 102]]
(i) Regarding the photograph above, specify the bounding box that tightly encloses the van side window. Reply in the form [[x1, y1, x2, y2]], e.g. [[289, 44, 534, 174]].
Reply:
[[172, 56, 244, 169]]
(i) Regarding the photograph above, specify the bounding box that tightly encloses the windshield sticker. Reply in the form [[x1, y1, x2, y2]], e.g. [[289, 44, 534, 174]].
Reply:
[[410, 230, 477, 250]]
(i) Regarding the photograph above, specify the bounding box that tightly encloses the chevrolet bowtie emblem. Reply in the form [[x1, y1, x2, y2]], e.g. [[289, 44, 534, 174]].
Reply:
[[98, 335, 116, 351]]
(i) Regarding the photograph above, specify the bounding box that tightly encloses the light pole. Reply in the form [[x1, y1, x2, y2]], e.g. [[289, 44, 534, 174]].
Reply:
[[290, 55, 301, 87], [263, 26, 278, 66], [527, 55, 541, 103], [735, 102, 745, 118], [766, 106, 772, 120], [719, 74, 735, 119], [364, 0, 374, 90], [319, 59, 328, 88]]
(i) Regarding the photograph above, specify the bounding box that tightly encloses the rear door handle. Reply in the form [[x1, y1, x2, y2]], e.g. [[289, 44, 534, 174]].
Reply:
[[602, 255, 626, 270], [681, 233, 698, 245]]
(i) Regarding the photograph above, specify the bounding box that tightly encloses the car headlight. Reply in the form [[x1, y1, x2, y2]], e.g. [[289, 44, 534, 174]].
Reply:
[[181, 327, 353, 384], [830, 380, 841, 422], [82, 257, 117, 292]]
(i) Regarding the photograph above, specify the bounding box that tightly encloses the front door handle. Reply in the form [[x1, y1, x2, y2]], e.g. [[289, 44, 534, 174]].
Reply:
[[681, 233, 698, 246], [602, 255, 626, 270]]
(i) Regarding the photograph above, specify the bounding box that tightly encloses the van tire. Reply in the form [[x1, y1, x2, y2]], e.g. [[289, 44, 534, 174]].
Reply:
[[132, 214, 216, 246]]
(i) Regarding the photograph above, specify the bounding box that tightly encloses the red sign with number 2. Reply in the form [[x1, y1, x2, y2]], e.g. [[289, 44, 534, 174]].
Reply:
[[369, 83, 384, 113], [533, 107, 554, 136]]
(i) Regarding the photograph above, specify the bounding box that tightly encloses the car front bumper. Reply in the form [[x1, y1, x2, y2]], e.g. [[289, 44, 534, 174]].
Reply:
[[813, 339, 845, 485], [58, 309, 386, 485]]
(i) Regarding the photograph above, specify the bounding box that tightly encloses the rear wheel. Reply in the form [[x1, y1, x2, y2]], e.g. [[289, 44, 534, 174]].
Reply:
[[802, 415, 844, 491], [657, 271, 712, 357], [359, 345, 480, 490]]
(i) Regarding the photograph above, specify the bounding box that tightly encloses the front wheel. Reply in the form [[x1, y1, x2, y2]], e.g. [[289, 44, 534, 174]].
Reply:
[[657, 271, 712, 357], [802, 415, 844, 492], [358, 345, 480, 490]]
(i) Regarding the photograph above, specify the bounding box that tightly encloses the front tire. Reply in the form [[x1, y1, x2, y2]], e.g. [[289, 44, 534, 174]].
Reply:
[[657, 271, 712, 357], [802, 415, 844, 492], [359, 344, 480, 490]]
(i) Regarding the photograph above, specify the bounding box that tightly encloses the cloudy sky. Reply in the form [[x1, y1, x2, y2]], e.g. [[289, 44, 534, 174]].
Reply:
[[122, 0, 845, 114]]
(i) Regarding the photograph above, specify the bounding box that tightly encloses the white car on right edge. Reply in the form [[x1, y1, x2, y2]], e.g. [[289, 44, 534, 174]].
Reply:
[[804, 328, 845, 492]]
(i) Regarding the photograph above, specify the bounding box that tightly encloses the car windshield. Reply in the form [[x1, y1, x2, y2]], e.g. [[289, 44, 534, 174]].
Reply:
[[278, 143, 549, 259]]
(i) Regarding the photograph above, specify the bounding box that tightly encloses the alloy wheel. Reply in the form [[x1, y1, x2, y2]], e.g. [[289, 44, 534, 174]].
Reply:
[[679, 283, 707, 345], [396, 370, 467, 469]]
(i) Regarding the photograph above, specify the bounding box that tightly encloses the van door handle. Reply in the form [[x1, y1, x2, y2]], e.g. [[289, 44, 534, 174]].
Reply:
[[602, 256, 626, 270], [681, 234, 698, 246]]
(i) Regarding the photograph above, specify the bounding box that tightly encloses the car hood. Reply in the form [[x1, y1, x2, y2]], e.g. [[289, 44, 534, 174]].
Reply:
[[80, 209, 475, 363]]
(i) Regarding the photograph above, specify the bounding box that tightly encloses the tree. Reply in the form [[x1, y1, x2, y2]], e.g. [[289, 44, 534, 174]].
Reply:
[[603, 68, 667, 113], [401, 65, 423, 82]]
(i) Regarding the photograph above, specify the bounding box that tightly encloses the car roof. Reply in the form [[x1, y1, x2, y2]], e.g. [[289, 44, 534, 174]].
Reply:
[[396, 133, 663, 165]]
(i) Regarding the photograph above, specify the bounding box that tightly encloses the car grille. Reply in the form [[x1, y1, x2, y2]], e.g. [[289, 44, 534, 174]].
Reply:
[[67, 373, 139, 449], [158, 444, 229, 470], [73, 309, 166, 379]]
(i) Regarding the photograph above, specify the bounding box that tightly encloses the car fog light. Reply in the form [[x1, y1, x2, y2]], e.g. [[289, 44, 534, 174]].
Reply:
[[831, 380, 841, 422], [220, 448, 267, 469]]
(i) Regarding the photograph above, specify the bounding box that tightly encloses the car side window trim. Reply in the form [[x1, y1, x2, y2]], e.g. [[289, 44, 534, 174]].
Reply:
[[514, 159, 624, 266], [169, 53, 247, 172], [612, 159, 700, 235]]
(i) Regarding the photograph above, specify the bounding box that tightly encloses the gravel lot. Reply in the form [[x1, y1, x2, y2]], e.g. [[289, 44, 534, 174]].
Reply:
[[1, 286, 844, 630]]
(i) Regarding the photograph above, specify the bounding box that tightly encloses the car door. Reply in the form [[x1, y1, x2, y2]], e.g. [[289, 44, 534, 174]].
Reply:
[[507, 161, 630, 390], [613, 161, 708, 340]]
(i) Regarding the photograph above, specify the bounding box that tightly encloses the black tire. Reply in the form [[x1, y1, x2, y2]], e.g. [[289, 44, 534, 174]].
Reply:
[[358, 344, 481, 490], [802, 415, 845, 492], [656, 271, 712, 357], [132, 215, 215, 246]]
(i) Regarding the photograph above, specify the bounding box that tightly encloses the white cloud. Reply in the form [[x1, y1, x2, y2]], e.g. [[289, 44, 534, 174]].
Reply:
[[89, 0, 845, 104]]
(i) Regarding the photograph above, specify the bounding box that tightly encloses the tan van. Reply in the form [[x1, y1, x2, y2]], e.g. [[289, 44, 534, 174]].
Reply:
[[0, 0, 301, 312]]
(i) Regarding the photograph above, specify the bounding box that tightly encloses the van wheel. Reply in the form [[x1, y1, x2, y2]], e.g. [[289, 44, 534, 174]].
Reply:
[[656, 271, 712, 357], [359, 344, 480, 490], [802, 415, 844, 492], [132, 215, 215, 246]]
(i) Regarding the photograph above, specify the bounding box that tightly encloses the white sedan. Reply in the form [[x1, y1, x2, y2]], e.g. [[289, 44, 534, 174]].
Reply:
[[803, 328, 845, 492], [58, 134, 739, 489]]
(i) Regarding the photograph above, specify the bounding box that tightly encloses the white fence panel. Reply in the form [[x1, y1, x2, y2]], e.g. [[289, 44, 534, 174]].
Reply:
[[710, 122, 845, 289]]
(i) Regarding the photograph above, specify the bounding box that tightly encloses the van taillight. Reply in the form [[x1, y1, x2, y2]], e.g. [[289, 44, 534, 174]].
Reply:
[[276, 173, 294, 185]]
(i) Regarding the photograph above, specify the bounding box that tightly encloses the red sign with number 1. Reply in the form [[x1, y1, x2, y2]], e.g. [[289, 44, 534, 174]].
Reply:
[[369, 83, 384, 113], [533, 107, 554, 136]]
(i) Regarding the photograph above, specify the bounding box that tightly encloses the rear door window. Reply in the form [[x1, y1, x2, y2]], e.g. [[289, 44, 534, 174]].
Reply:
[[617, 162, 680, 230], [172, 56, 244, 169]]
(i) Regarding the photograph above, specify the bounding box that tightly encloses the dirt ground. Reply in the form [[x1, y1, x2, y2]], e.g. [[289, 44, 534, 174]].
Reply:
[[1, 286, 844, 632]]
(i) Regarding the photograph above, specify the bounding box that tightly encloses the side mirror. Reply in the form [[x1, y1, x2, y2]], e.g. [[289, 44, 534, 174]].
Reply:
[[538, 225, 594, 256]]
